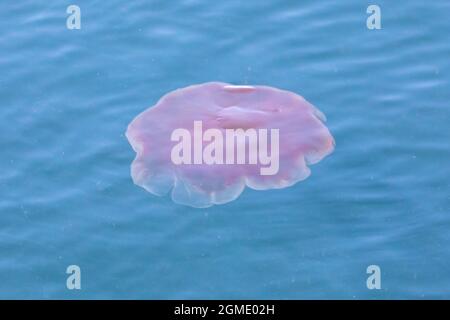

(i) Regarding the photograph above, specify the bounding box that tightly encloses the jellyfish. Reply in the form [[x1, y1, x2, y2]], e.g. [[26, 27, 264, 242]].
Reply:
[[126, 82, 334, 208]]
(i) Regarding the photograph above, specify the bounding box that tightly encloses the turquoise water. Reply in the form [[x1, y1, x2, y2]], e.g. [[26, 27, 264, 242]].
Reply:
[[1, 0, 450, 299]]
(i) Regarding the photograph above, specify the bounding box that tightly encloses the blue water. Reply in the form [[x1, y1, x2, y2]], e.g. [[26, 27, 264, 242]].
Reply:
[[1, 0, 450, 299]]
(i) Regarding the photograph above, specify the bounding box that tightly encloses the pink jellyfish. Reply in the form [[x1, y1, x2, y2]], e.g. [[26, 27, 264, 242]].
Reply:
[[126, 82, 334, 208]]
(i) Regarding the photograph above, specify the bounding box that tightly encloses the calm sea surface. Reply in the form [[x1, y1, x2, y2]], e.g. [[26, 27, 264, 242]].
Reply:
[[1, 0, 450, 298]]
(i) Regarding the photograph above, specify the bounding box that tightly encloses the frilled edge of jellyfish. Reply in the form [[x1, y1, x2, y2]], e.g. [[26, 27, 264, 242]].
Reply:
[[125, 112, 335, 209]]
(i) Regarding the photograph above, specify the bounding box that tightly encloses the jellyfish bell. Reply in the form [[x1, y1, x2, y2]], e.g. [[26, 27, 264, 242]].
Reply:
[[126, 82, 335, 208]]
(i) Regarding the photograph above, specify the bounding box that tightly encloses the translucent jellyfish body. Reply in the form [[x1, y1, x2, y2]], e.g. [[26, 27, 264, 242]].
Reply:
[[126, 82, 334, 208]]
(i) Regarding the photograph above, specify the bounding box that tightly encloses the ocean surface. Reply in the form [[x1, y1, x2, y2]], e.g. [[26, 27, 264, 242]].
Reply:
[[1, 0, 450, 299]]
